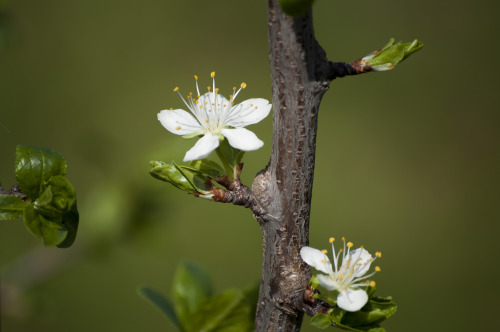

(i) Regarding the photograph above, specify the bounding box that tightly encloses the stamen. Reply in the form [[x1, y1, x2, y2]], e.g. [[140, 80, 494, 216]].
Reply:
[[173, 87, 179, 92], [211, 71, 215, 78], [240, 82, 247, 89], [375, 266, 381, 272], [321, 249, 328, 254], [321, 259, 327, 263], [329, 237, 335, 243], [169, 108, 173, 110], [370, 281, 376, 287], [175, 126, 181, 130]]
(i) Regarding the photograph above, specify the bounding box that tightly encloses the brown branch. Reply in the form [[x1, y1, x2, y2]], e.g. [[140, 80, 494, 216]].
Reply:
[[251, 0, 335, 330]]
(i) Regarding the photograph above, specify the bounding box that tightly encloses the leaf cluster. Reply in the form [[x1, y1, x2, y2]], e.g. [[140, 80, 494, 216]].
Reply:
[[0, 145, 79, 248], [309, 285, 397, 331], [138, 261, 258, 332]]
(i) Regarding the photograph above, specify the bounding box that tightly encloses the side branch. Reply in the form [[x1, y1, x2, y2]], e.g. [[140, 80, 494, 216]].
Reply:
[[202, 163, 267, 216]]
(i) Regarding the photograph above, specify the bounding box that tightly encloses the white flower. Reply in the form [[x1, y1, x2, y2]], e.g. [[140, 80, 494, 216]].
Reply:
[[300, 237, 381, 312], [158, 72, 272, 162]]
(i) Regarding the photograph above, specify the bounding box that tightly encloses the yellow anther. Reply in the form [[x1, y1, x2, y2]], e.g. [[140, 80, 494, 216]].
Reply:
[[370, 281, 376, 287], [250, 104, 254, 106], [255, 106, 258, 109], [194, 75, 198, 80], [321, 249, 328, 254], [321, 259, 327, 263], [173, 87, 179, 92], [189, 92, 193, 95], [175, 126, 181, 130], [342, 236, 346, 241], [233, 87, 236, 90], [375, 252, 382, 258], [205, 119, 209, 123], [339, 248, 343, 253], [329, 237, 335, 243], [215, 88, 219, 93], [196, 100, 199, 104], [223, 104, 227, 107], [199, 106, 202, 109], [207, 86, 211, 91], [169, 108, 173, 110], [375, 266, 381, 272], [347, 242, 353, 248], [229, 94, 233, 100], [240, 82, 247, 89], [211, 71, 215, 78], [339, 274, 345, 280], [360, 245, 364, 248], [187, 95, 190, 99]]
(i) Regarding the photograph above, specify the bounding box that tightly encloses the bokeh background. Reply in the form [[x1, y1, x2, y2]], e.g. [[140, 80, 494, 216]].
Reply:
[[1, 0, 498, 331]]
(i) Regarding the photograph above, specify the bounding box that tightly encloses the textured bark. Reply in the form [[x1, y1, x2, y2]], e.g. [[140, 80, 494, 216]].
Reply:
[[251, 0, 333, 331]]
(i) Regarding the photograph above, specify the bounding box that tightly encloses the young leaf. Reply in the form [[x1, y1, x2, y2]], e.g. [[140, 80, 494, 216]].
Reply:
[[23, 205, 67, 246], [56, 200, 79, 248], [15, 145, 67, 200], [0, 194, 28, 220], [171, 261, 213, 328], [149, 161, 209, 194], [189, 159, 225, 178], [34, 175, 76, 221], [188, 289, 250, 332], [341, 296, 397, 327], [310, 313, 332, 329], [137, 285, 181, 330], [216, 139, 244, 177]]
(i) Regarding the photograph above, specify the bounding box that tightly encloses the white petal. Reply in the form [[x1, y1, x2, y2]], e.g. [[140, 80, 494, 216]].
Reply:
[[225, 98, 272, 128], [316, 274, 338, 291], [183, 133, 220, 162], [300, 246, 334, 275], [221, 128, 264, 151], [345, 248, 373, 277], [337, 289, 368, 312], [158, 109, 201, 136]]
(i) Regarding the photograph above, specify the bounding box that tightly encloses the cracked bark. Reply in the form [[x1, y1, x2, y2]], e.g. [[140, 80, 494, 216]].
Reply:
[[251, 0, 334, 331]]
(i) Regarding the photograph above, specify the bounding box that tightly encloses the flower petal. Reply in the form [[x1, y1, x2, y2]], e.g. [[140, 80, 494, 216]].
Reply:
[[183, 133, 220, 162], [225, 98, 272, 128], [316, 274, 338, 291], [300, 246, 334, 275], [345, 248, 373, 277], [158, 109, 202, 136], [221, 128, 264, 151], [337, 289, 368, 312]]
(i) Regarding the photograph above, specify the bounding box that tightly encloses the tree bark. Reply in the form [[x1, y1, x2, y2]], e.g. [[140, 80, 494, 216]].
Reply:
[[252, 0, 333, 330]]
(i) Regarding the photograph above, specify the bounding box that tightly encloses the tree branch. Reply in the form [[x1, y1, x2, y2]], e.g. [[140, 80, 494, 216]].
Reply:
[[251, 0, 334, 330]]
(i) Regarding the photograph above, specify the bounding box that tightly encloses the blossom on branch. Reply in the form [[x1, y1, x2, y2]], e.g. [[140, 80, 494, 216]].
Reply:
[[158, 72, 272, 162], [300, 237, 381, 312]]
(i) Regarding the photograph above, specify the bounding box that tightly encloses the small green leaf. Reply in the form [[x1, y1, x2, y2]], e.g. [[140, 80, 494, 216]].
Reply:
[[188, 289, 250, 332], [149, 160, 209, 194], [34, 175, 76, 221], [341, 296, 397, 328], [0, 194, 29, 220], [15, 145, 67, 200], [23, 205, 67, 246], [189, 159, 225, 178], [56, 200, 79, 248], [137, 285, 181, 330], [279, 0, 315, 16], [363, 38, 424, 71], [172, 261, 213, 328], [216, 139, 244, 177], [310, 313, 333, 329]]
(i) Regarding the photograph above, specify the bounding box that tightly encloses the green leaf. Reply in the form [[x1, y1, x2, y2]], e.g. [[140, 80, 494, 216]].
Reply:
[[0, 194, 29, 220], [310, 313, 332, 329], [15, 145, 67, 200], [137, 285, 181, 330], [189, 159, 225, 178], [279, 0, 315, 16], [215, 139, 244, 177], [341, 296, 397, 328], [34, 175, 76, 221], [149, 160, 209, 194], [364, 38, 424, 71], [23, 205, 67, 246], [56, 200, 79, 248], [172, 261, 213, 328], [188, 289, 250, 332]]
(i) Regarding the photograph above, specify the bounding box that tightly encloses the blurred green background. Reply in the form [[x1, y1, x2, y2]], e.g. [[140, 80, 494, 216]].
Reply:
[[1, 0, 499, 331]]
